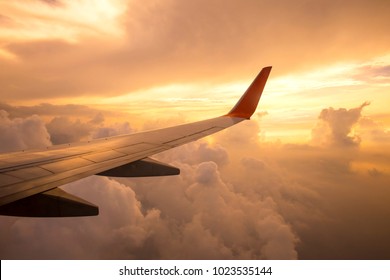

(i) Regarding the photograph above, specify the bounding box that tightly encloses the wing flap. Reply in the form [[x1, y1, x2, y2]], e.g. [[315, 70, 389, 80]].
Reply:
[[97, 157, 180, 177], [40, 157, 94, 173], [0, 187, 98, 217], [82, 150, 126, 163], [4, 166, 53, 180], [113, 143, 157, 155], [0, 173, 22, 187]]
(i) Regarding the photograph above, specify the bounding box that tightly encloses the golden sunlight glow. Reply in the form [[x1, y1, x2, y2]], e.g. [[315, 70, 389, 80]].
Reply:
[[2, 0, 389, 145], [0, 0, 126, 43], [0, 47, 18, 61], [41, 55, 389, 144]]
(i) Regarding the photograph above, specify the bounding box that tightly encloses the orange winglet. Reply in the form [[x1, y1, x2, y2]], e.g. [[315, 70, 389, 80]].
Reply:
[[226, 66, 272, 119]]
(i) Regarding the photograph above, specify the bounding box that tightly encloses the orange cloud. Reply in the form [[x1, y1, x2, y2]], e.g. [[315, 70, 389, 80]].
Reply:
[[1, 0, 390, 103]]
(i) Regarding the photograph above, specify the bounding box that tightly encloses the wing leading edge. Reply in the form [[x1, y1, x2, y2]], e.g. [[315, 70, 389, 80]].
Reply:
[[0, 66, 272, 217]]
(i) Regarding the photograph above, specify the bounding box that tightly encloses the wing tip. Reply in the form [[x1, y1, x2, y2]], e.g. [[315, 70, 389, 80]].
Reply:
[[226, 66, 272, 119]]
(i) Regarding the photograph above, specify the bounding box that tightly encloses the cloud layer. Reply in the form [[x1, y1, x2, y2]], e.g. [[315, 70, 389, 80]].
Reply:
[[1, 101, 390, 259]]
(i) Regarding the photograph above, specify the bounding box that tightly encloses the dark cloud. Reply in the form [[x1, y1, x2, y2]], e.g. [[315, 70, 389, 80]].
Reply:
[[46, 116, 93, 144]]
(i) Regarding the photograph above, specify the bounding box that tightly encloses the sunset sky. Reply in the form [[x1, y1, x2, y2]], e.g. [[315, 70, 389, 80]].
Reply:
[[1, 0, 390, 259]]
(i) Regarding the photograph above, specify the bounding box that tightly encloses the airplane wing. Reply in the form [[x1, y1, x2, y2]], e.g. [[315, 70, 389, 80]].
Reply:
[[0, 66, 272, 217]]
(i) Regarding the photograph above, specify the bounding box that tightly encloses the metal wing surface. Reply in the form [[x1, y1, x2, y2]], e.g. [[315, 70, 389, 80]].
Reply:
[[0, 66, 272, 217]]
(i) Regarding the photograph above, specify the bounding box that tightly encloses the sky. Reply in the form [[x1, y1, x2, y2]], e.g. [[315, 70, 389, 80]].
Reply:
[[0, 0, 390, 259]]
